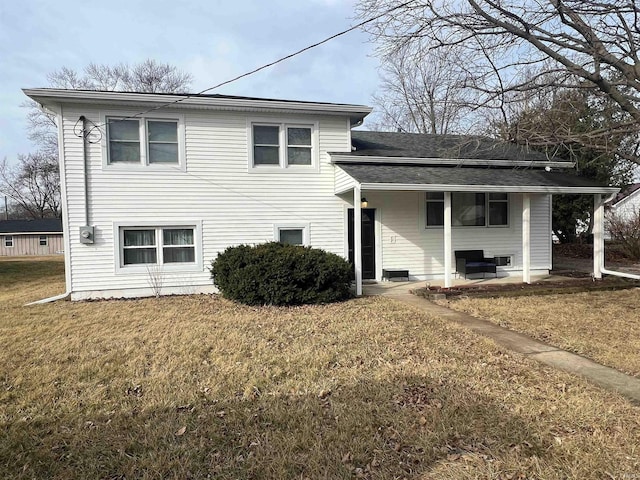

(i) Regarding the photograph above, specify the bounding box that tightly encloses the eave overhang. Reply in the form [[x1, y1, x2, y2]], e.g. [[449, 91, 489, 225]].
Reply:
[[23, 88, 372, 125]]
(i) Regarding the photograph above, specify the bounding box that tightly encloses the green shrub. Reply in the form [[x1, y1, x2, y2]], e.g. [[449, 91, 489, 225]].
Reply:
[[210, 242, 353, 306]]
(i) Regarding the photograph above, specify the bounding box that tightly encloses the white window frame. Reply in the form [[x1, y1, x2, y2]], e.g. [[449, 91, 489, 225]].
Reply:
[[4, 235, 13, 248], [487, 192, 509, 227], [248, 118, 319, 172], [273, 223, 310, 246], [425, 192, 510, 229], [39, 235, 48, 246], [113, 221, 202, 274], [425, 192, 445, 228], [102, 112, 186, 171]]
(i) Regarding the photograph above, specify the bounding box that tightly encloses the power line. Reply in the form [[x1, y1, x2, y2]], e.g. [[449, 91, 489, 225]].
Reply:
[[82, 0, 415, 138]]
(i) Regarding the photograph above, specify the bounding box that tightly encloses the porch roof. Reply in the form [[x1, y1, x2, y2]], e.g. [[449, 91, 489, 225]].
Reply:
[[337, 163, 618, 194]]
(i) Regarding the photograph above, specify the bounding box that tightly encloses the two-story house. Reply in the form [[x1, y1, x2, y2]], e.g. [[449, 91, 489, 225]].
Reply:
[[24, 89, 617, 300]]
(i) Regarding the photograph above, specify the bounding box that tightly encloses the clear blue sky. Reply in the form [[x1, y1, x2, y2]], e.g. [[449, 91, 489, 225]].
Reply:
[[0, 0, 380, 162]]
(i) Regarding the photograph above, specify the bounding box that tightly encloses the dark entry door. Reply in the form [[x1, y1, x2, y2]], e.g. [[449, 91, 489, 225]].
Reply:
[[348, 208, 376, 280]]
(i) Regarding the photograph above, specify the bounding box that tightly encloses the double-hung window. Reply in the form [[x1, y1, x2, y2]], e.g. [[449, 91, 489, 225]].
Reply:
[[120, 227, 196, 267], [39, 235, 48, 246], [251, 122, 316, 169], [426, 192, 509, 228], [4, 235, 13, 248], [106, 116, 182, 166]]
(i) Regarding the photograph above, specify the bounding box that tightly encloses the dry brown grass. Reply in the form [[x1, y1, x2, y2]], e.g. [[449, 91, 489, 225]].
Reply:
[[1, 259, 640, 479], [441, 289, 640, 378]]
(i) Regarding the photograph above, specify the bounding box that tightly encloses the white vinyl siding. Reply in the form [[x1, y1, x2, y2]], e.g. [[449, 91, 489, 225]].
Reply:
[[365, 191, 550, 280], [59, 107, 351, 298]]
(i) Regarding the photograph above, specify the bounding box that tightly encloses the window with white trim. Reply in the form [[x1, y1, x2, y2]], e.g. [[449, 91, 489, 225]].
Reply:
[[120, 227, 195, 266], [39, 235, 48, 246], [4, 235, 13, 248], [274, 224, 309, 245], [426, 192, 509, 228], [107, 117, 181, 165], [251, 122, 315, 168]]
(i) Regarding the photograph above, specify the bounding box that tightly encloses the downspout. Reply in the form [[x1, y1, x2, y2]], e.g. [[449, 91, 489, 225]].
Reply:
[[25, 106, 74, 305], [80, 115, 89, 226], [597, 192, 640, 280]]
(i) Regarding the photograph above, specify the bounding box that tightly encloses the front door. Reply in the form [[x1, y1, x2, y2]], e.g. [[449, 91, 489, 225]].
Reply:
[[348, 208, 376, 280]]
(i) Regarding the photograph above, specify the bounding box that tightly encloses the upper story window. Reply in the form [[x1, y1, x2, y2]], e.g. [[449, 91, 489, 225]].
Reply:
[[426, 192, 509, 228], [250, 121, 318, 171], [105, 116, 183, 167]]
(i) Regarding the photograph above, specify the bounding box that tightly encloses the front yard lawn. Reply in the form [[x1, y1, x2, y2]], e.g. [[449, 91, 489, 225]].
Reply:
[[441, 289, 640, 378], [1, 258, 639, 479]]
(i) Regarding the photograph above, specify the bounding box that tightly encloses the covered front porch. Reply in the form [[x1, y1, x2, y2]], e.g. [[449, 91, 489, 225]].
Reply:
[[336, 163, 618, 296]]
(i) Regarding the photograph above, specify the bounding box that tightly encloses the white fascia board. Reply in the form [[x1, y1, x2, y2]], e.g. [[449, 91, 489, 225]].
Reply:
[[611, 188, 640, 208], [359, 183, 619, 195], [22, 88, 373, 119], [330, 154, 574, 169]]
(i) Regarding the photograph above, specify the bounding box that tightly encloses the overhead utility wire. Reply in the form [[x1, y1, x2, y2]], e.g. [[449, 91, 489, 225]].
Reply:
[[81, 0, 415, 138]]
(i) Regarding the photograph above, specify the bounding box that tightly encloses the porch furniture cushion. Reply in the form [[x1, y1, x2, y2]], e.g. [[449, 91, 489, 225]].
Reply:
[[382, 269, 409, 281], [455, 250, 497, 279]]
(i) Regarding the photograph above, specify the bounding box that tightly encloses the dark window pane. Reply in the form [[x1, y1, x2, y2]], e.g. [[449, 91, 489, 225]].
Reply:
[[124, 230, 155, 247], [489, 202, 508, 226], [253, 125, 279, 145], [163, 246, 195, 263], [163, 228, 193, 246], [489, 192, 508, 201], [426, 201, 444, 226], [124, 248, 157, 265], [287, 127, 311, 146], [279, 229, 303, 245], [452, 192, 485, 226], [254, 146, 280, 165], [149, 143, 179, 163], [426, 192, 444, 200], [287, 147, 311, 165], [109, 141, 141, 163], [148, 121, 177, 142], [109, 120, 139, 141]]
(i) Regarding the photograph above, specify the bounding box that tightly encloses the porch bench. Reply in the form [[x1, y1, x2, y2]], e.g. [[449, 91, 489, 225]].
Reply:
[[455, 250, 497, 279], [382, 269, 409, 281]]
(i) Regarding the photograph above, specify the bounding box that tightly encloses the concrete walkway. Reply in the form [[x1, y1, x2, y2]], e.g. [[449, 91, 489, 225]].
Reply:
[[388, 293, 640, 404]]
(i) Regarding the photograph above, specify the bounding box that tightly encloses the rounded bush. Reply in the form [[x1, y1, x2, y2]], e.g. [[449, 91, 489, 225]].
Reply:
[[210, 242, 353, 306]]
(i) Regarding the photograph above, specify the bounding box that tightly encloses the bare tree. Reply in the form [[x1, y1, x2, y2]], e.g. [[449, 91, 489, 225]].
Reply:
[[356, 0, 640, 164], [371, 43, 480, 133], [0, 153, 60, 219]]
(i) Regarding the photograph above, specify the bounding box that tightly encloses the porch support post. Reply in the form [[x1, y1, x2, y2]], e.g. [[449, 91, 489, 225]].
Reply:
[[522, 193, 531, 284], [443, 192, 452, 288], [354, 184, 363, 296], [593, 194, 604, 279]]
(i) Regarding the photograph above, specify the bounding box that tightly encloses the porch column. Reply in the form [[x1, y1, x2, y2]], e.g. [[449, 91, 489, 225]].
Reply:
[[593, 194, 604, 279], [443, 192, 452, 288], [522, 193, 531, 284], [354, 184, 363, 296]]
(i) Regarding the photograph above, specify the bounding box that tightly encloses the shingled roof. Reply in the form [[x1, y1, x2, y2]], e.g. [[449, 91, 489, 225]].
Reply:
[[0, 219, 62, 234], [347, 131, 565, 163], [337, 163, 612, 190]]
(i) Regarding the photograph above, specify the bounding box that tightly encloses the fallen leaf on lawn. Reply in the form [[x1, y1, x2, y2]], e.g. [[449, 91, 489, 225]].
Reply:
[[176, 426, 186, 436]]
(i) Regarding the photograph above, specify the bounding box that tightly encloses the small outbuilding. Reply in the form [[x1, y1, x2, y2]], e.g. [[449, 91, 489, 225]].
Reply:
[[0, 219, 63, 256]]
